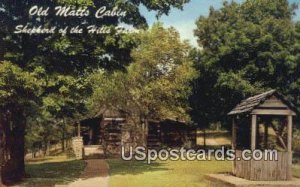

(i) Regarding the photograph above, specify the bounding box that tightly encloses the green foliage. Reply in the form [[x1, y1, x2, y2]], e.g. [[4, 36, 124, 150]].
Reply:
[[0, 0, 190, 156], [89, 24, 198, 122], [192, 0, 300, 128], [0, 61, 41, 110]]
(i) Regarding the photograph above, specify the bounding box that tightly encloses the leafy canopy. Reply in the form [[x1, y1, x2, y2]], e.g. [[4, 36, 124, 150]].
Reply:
[[89, 24, 198, 122], [191, 0, 299, 127], [0, 0, 191, 160]]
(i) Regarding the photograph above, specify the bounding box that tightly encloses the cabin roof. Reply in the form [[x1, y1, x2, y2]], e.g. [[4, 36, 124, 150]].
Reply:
[[95, 108, 126, 118], [228, 90, 298, 115]]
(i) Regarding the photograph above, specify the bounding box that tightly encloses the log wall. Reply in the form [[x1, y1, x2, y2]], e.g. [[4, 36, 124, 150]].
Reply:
[[148, 121, 197, 148], [102, 122, 122, 155]]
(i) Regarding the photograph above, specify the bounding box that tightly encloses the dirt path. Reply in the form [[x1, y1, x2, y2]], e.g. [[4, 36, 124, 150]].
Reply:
[[61, 159, 109, 187]]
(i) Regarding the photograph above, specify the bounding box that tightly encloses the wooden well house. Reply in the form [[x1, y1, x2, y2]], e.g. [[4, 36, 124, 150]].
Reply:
[[228, 90, 298, 181]]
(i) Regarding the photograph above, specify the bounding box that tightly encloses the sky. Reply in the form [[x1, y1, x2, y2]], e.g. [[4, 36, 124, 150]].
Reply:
[[140, 0, 300, 47]]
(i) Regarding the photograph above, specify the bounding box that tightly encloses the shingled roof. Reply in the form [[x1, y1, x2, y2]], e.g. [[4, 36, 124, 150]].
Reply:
[[228, 90, 298, 115]]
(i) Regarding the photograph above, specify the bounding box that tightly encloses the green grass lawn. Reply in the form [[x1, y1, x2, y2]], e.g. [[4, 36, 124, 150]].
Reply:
[[293, 154, 300, 178], [197, 131, 231, 146], [293, 165, 300, 178], [108, 159, 231, 187], [21, 156, 85, 187], [19, 133, 300, 187], [108, 158, 300, 187], [20, 155, 300, 187]]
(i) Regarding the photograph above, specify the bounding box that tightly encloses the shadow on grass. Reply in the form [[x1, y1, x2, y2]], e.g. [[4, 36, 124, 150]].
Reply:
[[25, 158, 50, 163], [22, 159, 85, 187], [107, 159, 170, 176]]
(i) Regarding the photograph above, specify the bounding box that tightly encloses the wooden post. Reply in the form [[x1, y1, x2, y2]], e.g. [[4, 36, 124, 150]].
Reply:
[[142, 121, 145, 147], [232, 117, 237, 175], [287, 115, 293, 180], [232, 118, 236, 150], [77, 122, 81, 137], [0, 133, 3, 187], [250, 115, 257, 180], [264, 122, 269, 149], [144, 119, 149, 148], [0, 125, 4, 187], [251, 115, 257, 150], [88, 127, 93, 145], [203, 128, 206, 148]]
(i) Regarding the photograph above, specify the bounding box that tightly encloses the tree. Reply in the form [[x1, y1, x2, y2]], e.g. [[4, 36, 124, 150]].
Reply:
[[191, 0, 299, 131], [41, 75, 89, 151], [0, 61, 41, 182], [0, 0, 190, 184], [286, 21, 300, 115], [88, 24, 198, 145]]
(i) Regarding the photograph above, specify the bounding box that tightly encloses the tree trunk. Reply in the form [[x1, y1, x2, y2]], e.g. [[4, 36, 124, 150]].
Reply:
[[46, 141, 50, 156], [0, 106, 27, 184], [0, 121, 4, 186], [141, 122, 145, 147], [61, 132, 65, 152], [0, 166, 2, 186], [61, 119, 66, 152], [203, 128, 206, 148], [141, 118, 149, 148], [42, 141, 47, 157], [9, 109, 26, 181]]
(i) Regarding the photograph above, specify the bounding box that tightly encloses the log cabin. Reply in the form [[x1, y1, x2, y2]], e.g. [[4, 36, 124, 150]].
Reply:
[[73, 108, 196, 159]]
